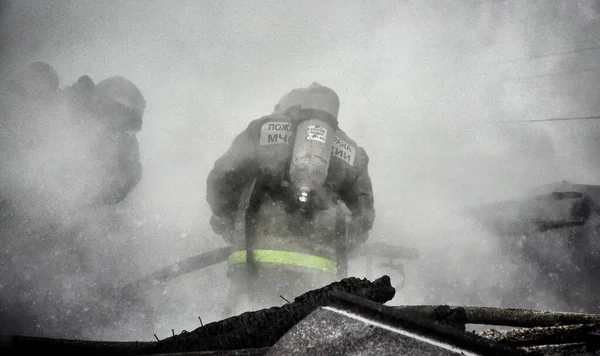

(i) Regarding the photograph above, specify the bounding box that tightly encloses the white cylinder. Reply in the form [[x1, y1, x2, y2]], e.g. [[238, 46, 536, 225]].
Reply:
[[286, 83, 340, 204], [289, 118, 335, 202]]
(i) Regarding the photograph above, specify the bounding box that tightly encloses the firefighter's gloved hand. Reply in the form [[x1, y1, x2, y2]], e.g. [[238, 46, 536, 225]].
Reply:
[[210, 214, 234, 243]]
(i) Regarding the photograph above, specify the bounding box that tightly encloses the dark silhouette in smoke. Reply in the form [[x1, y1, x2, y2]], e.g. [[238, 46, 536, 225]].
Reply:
[[0, 62, 147, 338]]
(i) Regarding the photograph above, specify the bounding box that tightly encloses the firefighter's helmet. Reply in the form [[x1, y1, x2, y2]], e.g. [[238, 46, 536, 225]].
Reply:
[[94, 76, 146, 119], [274, 87, 308, 114], [274, 82, 339, 119]]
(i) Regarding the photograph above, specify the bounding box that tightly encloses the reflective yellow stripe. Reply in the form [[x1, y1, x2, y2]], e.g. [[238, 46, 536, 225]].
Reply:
[[228, 250, 337, 274]]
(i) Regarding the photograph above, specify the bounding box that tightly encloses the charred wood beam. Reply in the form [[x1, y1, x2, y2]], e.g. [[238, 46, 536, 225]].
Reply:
[[142, 275, 395, 354], [521, 342, 593, 356], [392, 305, 600, 328], [478, 324, 600, 348]]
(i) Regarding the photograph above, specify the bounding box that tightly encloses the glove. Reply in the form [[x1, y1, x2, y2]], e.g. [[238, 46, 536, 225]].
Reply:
[[210, 214, 235, 243]]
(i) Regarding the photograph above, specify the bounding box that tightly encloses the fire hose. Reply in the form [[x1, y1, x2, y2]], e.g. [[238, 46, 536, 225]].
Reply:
[[120, 242, 420, 293]]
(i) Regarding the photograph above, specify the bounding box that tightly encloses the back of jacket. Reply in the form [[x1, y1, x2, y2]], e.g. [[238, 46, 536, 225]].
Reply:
[[206, 112, 375, 255]]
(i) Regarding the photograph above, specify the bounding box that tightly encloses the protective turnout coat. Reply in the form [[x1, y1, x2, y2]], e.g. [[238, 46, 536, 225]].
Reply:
[[206, 111, 375, 308]]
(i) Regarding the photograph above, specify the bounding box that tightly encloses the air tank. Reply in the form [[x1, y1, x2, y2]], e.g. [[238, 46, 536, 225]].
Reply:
[[288, 83, 340, 206]]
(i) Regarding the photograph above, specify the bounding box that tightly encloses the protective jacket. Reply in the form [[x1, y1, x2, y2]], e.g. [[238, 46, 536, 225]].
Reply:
[[207, 111, 375, 293]]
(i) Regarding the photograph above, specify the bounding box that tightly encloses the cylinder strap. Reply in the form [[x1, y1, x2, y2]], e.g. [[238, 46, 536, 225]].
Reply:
[[228, 249, 337, 274]]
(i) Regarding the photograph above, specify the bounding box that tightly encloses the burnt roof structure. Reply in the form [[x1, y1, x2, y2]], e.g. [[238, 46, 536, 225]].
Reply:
[[467, 180, 600, 314], [2, 275, 600, 355]]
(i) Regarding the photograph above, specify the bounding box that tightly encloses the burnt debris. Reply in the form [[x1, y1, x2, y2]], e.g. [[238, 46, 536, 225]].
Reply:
[[2, 275, 600, 355]]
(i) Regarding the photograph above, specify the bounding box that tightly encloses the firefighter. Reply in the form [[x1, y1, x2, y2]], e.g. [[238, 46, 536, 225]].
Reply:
[[0, 71, 146, 337], [206, 82, 375, 314]]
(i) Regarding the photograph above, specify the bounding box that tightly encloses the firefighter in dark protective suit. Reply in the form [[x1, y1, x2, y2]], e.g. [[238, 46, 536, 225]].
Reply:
[[206, 83, 375, 315]]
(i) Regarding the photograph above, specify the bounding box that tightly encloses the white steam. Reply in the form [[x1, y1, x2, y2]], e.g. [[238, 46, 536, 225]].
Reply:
[[0, 0, 599, 341]]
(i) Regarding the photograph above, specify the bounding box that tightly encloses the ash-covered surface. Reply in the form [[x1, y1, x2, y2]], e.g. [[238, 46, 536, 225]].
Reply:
[[267, 307, 473, 356]]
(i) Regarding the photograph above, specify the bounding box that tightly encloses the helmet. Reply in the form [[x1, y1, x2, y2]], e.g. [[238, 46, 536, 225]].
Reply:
[[305, 82, 340, 119], [16, 61, 59, 97], [94, 76, 146, 119], [93, 76, 145, 131], [274, 82, 340, 119], [274, 87, 308, 114]]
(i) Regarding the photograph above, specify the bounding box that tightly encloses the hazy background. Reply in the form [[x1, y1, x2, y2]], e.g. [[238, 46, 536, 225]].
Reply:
[[1, 0, 599, 341]]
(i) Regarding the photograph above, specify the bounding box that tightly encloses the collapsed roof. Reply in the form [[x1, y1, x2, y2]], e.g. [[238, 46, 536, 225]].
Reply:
[[2, 275, 600, 355]]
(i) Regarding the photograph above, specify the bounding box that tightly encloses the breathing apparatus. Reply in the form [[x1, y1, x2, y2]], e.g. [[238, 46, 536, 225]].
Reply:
[[284, 82, 340, 210]]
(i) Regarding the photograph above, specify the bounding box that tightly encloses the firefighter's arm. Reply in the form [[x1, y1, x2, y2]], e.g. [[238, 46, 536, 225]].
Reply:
[[342, 146, 375, 245], [206, 123, 258, 232]]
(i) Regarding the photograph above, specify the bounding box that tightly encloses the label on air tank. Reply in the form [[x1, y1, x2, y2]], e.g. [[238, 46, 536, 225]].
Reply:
[[306, 125, 327, 143]]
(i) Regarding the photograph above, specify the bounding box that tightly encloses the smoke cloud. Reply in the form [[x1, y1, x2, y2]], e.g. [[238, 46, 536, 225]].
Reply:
[[0, 0, 599, 341]]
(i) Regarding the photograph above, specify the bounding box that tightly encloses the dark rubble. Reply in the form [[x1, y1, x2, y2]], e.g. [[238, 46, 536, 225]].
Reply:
[[1, 275, 600, 355], [466, 180, 600, 314]]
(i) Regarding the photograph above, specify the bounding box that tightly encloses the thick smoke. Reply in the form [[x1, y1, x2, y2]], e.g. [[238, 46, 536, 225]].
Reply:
[[0, 0, 599, 341]]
